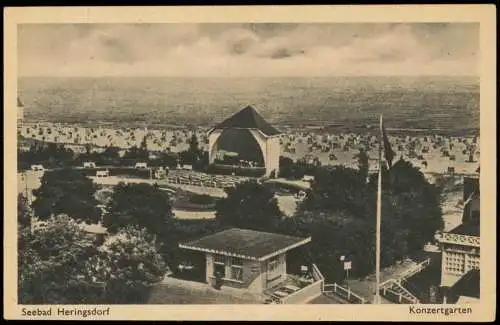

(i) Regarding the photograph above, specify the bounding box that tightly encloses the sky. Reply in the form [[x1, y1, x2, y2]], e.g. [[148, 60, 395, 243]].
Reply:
[[17, 23, 479, 77]]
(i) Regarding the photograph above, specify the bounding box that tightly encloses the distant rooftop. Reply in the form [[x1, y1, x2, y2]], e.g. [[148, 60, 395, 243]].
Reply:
[[179, 228, 311, 261], [463, 176, 480, 201], [17, 96, 24, 107], [212, 106, 281, 137]]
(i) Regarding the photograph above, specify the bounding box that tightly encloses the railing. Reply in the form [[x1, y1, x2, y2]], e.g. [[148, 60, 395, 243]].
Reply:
[[269, 265, 325, 304], [311, 263, 324, 288], [401, 278, 426, 302], [379, 258, 431, 289], [377, 258, 432, 304], [280, 279, 323, 304], [323, 283, 367, 304], [439, 232, 480, 247], [382, 285, 419, 304], [396, 258, 431, 281], [379, 279, 419, 304]]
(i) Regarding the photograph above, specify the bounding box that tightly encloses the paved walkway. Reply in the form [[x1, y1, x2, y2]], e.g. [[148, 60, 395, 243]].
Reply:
[[173, 209, 216, 220], [308, 293, 344, 304], [148, 276, 262, 304]]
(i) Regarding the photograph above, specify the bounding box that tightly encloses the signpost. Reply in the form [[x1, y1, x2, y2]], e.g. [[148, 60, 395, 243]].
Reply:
[[344, 261, 352, 281], [340, 255, 352, 284]]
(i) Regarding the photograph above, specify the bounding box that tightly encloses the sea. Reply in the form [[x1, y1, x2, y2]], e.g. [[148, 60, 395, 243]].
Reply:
[[18, 76, 480, 135]]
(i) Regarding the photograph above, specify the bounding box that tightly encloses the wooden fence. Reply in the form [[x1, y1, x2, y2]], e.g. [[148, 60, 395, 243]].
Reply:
[[323, 283, 368, 304]]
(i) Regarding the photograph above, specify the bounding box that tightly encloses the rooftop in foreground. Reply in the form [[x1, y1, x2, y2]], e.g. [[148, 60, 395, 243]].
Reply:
[[449, 269, 480, 299], [448, 222, 480, 237], [179, 228, 311, 261]]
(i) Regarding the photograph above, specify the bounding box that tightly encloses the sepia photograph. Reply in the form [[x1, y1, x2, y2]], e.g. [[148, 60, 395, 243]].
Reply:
[[4, 5, 496, 321]]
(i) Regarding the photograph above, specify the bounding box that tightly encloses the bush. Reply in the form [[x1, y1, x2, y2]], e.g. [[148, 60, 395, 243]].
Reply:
[[274, 159, 443, 282], [206, 164, 266, 177], [158, 219, 222, 273], [189, 194, 215, 206]]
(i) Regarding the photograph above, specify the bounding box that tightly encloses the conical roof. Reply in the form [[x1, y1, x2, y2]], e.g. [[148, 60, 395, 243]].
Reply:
[[213, 105, 281, 136]]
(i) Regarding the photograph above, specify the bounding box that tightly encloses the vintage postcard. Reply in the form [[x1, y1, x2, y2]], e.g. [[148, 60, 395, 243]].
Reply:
[[4, 5, 496, 321]]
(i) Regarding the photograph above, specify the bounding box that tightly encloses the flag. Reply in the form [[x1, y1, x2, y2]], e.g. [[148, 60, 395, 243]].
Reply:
[[380, 116, 395, 168]]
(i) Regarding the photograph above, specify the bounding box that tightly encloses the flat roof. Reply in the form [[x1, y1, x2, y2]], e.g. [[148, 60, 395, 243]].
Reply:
[[179, 228, 311, 261]]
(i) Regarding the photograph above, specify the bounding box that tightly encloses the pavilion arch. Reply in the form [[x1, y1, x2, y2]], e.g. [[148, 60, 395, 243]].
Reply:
[[209, 128, 266, 166], [207, 106, 282, 177]]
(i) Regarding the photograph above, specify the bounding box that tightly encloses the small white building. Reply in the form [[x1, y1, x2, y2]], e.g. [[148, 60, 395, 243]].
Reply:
[[179, 228, 311, 295], [135, 162, 148, 169], [181, 164, 193, 171], [302, 175, 315, 182], [96, 170, 110, 178], [83, 161, 97, 168], [439, 176, 480, 301], [30, 164, 45, 171]]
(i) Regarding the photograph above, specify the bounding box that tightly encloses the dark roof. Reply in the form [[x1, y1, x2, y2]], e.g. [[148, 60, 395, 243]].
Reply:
[[449, 269, 480, 298], [449, 222, 480, 237], [17, 96, 24, 107], [179, 228, 311, 261], [213, 106, 281, 136], [463, 176, 479, 201]]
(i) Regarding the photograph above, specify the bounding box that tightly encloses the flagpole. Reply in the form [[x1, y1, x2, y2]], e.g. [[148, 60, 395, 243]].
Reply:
[[375, 114, 383, 304]]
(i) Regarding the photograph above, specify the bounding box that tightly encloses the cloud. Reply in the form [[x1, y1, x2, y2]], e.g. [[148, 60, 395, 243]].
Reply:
[[17, 23, 478, 77]]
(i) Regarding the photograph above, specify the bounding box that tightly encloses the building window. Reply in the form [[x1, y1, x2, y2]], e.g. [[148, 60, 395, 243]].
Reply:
[[466, 255, 480, 271], [445, 252, 465, 275], [229, 257, 243, 281], [268, 256, 281, 279], [213, 254, 225, 278]]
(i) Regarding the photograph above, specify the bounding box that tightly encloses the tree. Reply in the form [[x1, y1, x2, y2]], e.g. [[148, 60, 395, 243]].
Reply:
[[87, 226, 167, 303], [123, 145, 148, 162], [103, 183, 174, 235], [179, 133, 203, 166], [140, 135, 148, 152], [18, 214, 100, 304], [369, 158, 444, 253], [18, 193, 32, 228], [290, 159, 443, 281], [102, 146, 121, 164], [355, 149, 370, 181], [277, 211, 374, 282], [158, 151, 179, 169], [193, 151, 209, 172], [188, 133, 200, 156], [300, 165, 368, 218], [215, 180, 282, 231], [279, 156, 294, 178], [32, 169, 101, 223], [18, 142, 75, 169]]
